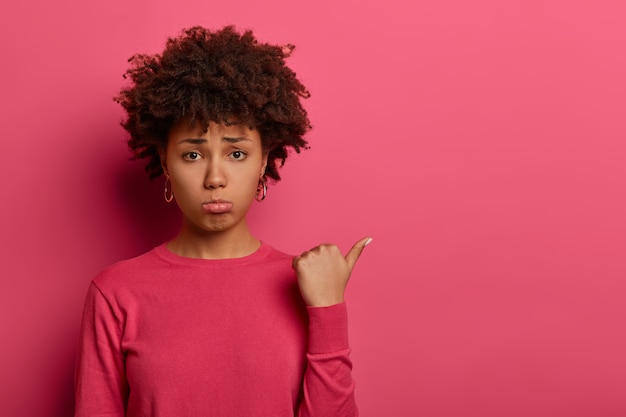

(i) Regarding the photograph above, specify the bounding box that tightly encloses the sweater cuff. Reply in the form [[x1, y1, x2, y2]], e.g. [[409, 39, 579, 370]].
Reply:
[[306, 302, 350, 354]]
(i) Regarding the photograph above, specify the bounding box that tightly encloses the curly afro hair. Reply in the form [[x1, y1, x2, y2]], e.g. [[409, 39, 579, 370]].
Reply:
[[115, 26, 311, 181]]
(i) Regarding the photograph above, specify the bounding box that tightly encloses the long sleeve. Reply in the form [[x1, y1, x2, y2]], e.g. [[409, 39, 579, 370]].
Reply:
[[74, 282, 129, 417], [298, 303, 358, 417]]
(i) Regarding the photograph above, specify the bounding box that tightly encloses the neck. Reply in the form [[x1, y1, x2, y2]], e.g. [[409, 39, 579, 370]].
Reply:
[[167, 219, 260, 260]]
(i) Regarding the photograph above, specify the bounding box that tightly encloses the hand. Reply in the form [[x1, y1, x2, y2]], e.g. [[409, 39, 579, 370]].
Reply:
[[292, 237, 372, 307]]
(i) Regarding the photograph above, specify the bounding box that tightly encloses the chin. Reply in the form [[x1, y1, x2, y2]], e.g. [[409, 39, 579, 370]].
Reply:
[[202, 219, 232, 232], [204, 216, 243, 234]]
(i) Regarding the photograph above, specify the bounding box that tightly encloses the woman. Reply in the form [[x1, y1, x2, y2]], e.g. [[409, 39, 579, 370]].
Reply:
[[74, 26, 370, 417]]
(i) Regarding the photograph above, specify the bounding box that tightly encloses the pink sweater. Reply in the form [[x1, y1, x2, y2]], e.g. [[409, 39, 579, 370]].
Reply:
[[74, 242, 358, 417]]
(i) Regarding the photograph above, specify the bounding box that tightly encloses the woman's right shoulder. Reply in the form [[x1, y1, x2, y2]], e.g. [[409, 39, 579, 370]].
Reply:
[[92, 245, 166, 290]]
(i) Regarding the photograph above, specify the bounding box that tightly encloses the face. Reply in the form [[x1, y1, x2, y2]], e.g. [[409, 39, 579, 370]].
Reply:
[[162, 120, 268, 237]]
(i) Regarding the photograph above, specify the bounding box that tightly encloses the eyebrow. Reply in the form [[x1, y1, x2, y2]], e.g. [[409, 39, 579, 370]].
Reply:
[[224, 136, 252, 143], [177, 137, 252, 145], [177, 138, 206, 145]]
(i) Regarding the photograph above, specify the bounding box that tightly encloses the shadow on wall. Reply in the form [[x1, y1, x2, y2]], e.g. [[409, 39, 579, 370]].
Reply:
[[57, 352, 76, 417], [114, 153, 182, 255]]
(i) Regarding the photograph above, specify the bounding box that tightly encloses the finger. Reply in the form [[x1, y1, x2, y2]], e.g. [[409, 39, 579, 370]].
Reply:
[[345, 237, 373, 270], [292, 255, 301, 269]]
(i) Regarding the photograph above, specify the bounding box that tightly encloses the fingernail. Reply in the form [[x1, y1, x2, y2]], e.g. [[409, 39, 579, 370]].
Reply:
[[364, 237, 373, 246]]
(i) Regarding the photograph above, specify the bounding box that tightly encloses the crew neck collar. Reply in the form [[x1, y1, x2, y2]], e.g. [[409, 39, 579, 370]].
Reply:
[[154, 241, 272, 267]]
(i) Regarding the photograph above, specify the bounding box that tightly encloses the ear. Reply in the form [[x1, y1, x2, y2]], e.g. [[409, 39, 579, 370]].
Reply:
[[159, 149, 169, 177], [260, 151, 269, 177]]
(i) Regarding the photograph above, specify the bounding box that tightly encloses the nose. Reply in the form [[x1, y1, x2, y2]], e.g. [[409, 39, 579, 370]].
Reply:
[[204, 158, 226, 189]]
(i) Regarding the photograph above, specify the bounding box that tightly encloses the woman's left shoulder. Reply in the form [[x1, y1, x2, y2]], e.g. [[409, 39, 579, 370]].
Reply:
[[259, 242, 296, 264]]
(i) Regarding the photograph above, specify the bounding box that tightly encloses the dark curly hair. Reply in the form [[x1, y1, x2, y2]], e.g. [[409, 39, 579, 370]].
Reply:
[[115, 26, 311, 181]]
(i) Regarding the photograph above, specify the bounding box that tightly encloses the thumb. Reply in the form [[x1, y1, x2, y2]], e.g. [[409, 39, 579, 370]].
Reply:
[[345, 237, 373, 271]]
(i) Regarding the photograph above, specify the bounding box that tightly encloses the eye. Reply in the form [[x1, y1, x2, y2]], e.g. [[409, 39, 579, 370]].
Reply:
[[183, 151, 201, 161], [230, 150, 247, 161]]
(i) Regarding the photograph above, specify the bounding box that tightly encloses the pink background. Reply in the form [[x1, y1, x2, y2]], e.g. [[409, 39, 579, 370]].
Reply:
[[1, 0, 625, 416]]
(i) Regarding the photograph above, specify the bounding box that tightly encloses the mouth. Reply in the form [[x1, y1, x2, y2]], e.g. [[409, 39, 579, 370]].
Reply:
[[202, 199, 233, 214]]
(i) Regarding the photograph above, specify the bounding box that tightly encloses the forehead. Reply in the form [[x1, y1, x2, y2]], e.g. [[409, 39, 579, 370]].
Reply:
[[168, 119, 260, 142]]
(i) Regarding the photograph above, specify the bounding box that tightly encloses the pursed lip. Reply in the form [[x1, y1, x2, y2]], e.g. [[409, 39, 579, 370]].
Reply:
[[201, 199, 233, 214]]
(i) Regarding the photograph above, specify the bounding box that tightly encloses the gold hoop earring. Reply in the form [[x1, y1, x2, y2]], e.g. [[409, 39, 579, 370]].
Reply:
[[255, 177, 267, 202], [164, 175, 174, 203]]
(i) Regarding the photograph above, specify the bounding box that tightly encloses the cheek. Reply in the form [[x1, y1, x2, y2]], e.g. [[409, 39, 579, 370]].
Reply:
[[170, 169, 202, 197], [231, 171, 262, 201], [238, 170, 262, 192]]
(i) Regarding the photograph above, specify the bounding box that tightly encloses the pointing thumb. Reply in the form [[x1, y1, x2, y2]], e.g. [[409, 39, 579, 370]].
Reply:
[[345, 237, 373, 271]]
